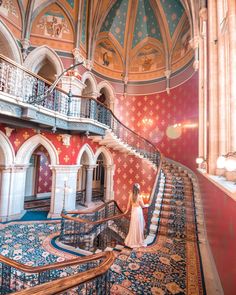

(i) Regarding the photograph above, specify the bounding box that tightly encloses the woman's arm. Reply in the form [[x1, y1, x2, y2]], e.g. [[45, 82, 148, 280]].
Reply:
[[139, 195, 149, 208]]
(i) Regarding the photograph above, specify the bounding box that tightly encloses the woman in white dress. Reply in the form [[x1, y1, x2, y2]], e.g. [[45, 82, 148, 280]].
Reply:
[[124, 183, 149, 248]]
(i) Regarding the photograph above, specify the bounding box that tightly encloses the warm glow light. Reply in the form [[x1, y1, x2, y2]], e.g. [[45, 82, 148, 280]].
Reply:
[[225, 157, 236, 172], [183, 123, 198, 128], [142, 117, 153, 126], [196, 157, 204, 164], [216, 156, 226, 169]]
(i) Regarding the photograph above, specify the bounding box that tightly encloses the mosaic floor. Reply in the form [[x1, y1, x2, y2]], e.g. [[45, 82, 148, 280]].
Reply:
[[0, 166, 206, 294]]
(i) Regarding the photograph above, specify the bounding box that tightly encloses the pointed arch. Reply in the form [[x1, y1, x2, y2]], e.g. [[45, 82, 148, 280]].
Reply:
[[16, 134, 59, 165], [0, 131, 15, 166], [0, 20, 22, 64], [94, 146, 113, 166], [97, 80, 116, 110], [24, 45, 64, 76], [76, 144, 95, 166], [81, 71, 98, 96]]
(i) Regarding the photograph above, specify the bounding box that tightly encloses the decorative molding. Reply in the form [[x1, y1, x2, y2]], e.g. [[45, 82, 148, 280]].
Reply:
[[4, 127, 14, 137], [60, 134, 71, 146], [72, 48, 84, 63]]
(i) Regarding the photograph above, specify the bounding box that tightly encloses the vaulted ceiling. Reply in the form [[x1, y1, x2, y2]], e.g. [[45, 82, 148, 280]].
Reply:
[[1, 0, 198, 82]]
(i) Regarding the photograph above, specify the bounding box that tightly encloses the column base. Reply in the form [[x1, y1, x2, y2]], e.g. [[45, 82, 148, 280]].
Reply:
[[47, 212, 62, 219], [0, 210, 26, 222]]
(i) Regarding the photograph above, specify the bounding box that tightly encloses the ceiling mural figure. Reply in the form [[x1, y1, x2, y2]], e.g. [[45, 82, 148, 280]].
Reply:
[[37, 10, 70, 38]]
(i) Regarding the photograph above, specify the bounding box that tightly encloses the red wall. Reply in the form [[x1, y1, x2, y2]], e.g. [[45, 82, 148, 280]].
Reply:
[[0, 124, 156, 210], [34, 146, 52, 194], [114, 73, 199, 171], [198, 173, 236, 295]]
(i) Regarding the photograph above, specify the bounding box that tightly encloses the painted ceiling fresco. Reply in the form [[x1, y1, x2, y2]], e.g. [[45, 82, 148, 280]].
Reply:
[[132, 0, 162, 48], [100, 0, 128, 47], [95, 0, 193, 81]]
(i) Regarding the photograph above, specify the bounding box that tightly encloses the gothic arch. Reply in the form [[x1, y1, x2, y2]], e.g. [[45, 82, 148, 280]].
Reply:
[[81, 71, 98, 96], [76, 144, 95, 166], [0, 131, 15, 166], [97, 80, 116, 110], [94, 146, 113, 166], [24, 45, 64, 77], [15, 134, 59, 165], [0, 20, 22, 64]]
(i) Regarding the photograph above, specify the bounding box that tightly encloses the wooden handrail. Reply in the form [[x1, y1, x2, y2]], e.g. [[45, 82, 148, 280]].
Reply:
[[0, 251, 112, 273], [12, 251, 115, 295]]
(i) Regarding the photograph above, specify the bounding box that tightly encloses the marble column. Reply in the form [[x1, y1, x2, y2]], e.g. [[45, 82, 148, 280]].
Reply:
[[198, 8, 208, 164], [7, 165, 28, 221], [228, 0, 236, 151], [85, 165, 96, 206], [49, 165, 81, 218], [208, 1, 219, 174], [0, 166, 13, 221], [104, 164, 115, 202]]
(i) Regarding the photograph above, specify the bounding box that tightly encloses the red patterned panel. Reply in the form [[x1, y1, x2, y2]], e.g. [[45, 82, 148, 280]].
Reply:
[[114, 74, 198, 170], [33, 146, 52, 194], [112, 150, 156, 212]]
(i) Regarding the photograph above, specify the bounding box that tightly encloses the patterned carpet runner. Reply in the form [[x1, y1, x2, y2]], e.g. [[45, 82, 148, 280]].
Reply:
[[110, 162, 205, 294], [0, 162, 206, 294]]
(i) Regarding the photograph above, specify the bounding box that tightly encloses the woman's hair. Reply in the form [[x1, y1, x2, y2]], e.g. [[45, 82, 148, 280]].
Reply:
[[132, 183, 140, 202]]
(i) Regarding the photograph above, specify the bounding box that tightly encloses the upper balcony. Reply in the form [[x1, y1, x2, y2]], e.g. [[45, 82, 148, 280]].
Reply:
[[0, 54, 160, 167]]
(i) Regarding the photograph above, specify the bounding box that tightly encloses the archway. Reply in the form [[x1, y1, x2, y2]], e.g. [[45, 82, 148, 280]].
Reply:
[[76, 144, 95, 206], [0, 131, 15, 220], [24, 145, 52, 212], [81, 72, 98, 97], [94, 147, 114, 202], [24, 46, 64, 82], [15, 134, 59, 214], [97, 80, 115, 111], [0, 20, 22, 63]]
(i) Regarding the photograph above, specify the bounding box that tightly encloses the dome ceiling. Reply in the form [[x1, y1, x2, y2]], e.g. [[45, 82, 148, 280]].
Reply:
[[94, 0, 193, 81]]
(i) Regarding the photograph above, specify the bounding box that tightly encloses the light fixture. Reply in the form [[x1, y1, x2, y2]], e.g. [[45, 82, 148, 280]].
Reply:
[[216, 156, 226, 169], [225, 156, 236, 172], [196, 157, 204, 164]]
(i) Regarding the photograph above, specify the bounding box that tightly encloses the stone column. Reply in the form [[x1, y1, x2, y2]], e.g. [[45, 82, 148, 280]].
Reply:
[[208, 1, 219, 174], [8, 165, 28, 221], [217, 1, 227, 157], [85, 165, 96, 206], [228, 0, 236, 151], [104, 164, 115, 202], [198, 8, 208, 164], [49, 165, 81, 218], [0, 166, 13, 221]]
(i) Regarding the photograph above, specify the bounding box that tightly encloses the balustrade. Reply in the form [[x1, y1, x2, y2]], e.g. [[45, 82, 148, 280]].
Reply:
[[0, 54, 160, 167]]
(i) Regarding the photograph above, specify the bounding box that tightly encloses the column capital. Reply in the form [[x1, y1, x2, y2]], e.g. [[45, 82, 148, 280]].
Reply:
[[199, 8, 207, 21], [84, 164, 97, 170], [50, 165, 81, 173]]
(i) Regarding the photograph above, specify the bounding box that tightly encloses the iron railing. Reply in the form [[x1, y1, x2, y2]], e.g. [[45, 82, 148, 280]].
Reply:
[[0, 251, 115, 295], [60, 200, 130, 252], [0, 54, 160, 166]]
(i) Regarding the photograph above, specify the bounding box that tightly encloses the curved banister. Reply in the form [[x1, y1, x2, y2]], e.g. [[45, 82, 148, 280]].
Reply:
[[13, 252, 115, 295], [12, 251, 115, 295], [0, 53, 164, 293], [0, 251, 114, 273]]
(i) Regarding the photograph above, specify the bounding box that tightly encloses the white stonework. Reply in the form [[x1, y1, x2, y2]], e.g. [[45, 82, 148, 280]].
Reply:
[[49, 165, 81, 218]]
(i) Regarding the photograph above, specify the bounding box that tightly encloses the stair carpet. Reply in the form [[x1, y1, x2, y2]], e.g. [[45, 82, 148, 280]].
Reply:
[[102, 161, 197, 252]]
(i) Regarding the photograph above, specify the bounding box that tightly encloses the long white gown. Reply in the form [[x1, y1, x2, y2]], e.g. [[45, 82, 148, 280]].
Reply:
[[124, 194, 146, 248]]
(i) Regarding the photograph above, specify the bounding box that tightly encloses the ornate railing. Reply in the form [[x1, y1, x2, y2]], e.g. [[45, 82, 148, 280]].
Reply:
[[0, 54, 164, 293], [60, 200, 130, 252], [0, 54, 160, 166], [0, 251, 115, 294]]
